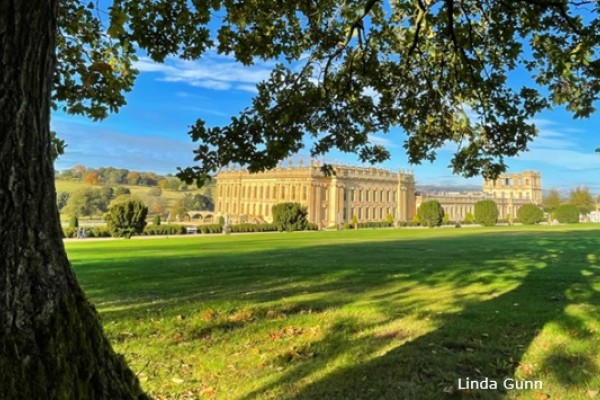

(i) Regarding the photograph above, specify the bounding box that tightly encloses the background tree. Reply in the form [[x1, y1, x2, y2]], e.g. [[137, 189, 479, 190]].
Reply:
[[542, 189, 563, 212], [554, 204, 580, 223], [517, 204, 544, 225], [569, 186, 595, 214], [474, 200, 499, 227], [83, 171, 101, 185], [416, 200, 444, 228], [5, 0, 600, 397], [104, 200, 148, 239]]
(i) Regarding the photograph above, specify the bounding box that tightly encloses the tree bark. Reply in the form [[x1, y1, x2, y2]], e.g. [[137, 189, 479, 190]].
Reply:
[[0, 1, 148, 398]]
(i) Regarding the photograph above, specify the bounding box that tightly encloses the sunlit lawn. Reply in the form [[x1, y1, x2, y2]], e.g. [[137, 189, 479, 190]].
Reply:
[[66, 225, 600, 399]]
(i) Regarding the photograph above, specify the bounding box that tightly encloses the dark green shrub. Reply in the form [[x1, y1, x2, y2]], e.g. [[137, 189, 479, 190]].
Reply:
[[474, 200, 499, 226], [554, 204, 580, 223], [517, 204, 544, 225], [69, 215, 79, 228], [417, 200, 444, 227], [104, 200, 148, 238], [153, 215, 161, 226], [272, 203, 308, 231], [218, 215, 225, 226]]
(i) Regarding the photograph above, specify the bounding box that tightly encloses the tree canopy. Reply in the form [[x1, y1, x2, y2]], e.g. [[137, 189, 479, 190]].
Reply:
[[56, 0, 600, 185]]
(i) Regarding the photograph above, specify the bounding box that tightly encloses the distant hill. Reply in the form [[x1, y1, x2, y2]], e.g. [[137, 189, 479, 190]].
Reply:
[[416, 184, 481, 194]]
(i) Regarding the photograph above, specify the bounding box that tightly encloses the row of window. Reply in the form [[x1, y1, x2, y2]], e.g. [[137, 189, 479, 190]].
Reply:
[[217, 201, 397, 222], [218, 184, 398, 204], [493, 178, 533, 187]]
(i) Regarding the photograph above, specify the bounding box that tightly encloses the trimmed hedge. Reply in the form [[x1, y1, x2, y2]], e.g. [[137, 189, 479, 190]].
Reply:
[[272, 202, 308, 231], [554, 203, 580, 223], [143, 224, 186, 235], [342, 221, 393, 229], [104, 200, 148, 238], [230, 223, 278, 233], [63, 226, 111, 238], [417, 200, 444, 227], [517, 204, 544, 225], [398, 221, 420, 227], [199, 224, 223, 234], [474, 200, 499, 226]]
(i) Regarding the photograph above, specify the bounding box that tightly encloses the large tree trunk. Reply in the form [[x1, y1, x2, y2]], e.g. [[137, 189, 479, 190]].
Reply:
[[0, 1, 148, 398]]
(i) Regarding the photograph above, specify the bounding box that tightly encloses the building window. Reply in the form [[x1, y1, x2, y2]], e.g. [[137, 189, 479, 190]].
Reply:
[[303, 186, 307, 200], [366, 190, 370, 202], [266, 187, 270, 199], [281, 186, 286, 199], [292, 186, 296, 200]]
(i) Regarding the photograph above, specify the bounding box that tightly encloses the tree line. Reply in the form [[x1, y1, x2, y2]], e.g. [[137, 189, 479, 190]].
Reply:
[[57, 164, 190, 191]]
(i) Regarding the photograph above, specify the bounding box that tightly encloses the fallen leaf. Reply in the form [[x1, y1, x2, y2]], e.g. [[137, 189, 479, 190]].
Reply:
[[171, 377, 184, 384], [200, 386, 216, 398], [203, 309, 215, 321], [588, 390, 599, 398]]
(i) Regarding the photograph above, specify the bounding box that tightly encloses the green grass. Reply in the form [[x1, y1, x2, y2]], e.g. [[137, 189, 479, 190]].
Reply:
[[66, 225, 600, 399]]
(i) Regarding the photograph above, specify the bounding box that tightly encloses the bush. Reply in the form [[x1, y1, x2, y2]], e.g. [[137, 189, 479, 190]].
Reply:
[[143, 224, 186, 235], [517, 204, 544, 225], [417, 200, 444, 227], [104, 200, 148, 238], [272, 202, 308, 231], [463, 212, 475, 224], [69, 215, 79, 228], [474, 200, 499, 226], [307, 223, 318, 231], [153, 215, 161, 226], [218, 215, 225, 226], [554, 203, 580, 223]]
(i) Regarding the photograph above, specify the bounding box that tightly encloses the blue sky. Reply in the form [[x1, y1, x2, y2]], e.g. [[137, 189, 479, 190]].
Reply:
[[52, 51, 600, 193]]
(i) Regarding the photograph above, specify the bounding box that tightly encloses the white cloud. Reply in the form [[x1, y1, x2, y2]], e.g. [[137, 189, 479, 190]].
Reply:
[[517, 120, 600, 171], [368, 134, 399, 148], [133, 53, 274, 92]]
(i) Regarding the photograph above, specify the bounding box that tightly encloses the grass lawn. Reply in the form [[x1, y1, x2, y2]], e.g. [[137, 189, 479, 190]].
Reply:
[[66, 225, 600, 399]]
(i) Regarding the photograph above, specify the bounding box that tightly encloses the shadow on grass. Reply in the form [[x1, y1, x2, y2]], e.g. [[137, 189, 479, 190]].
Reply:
[[70, 228, 600, 399]]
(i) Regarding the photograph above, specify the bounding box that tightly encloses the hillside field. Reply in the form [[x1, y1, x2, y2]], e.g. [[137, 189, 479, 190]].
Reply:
[[66, 225, 600, 399]]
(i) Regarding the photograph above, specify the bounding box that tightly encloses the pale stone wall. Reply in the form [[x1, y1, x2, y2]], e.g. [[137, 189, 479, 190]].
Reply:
[[215, 163, 416, 227], [483, 171, 542, 205], [417, 171, 543, 221]]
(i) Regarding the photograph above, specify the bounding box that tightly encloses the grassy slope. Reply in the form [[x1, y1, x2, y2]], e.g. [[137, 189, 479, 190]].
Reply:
[[66, 225, 600, 399]]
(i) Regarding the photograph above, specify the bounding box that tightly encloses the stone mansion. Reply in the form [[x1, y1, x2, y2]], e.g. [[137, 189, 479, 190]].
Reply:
[[214, 163, 541, 227]]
